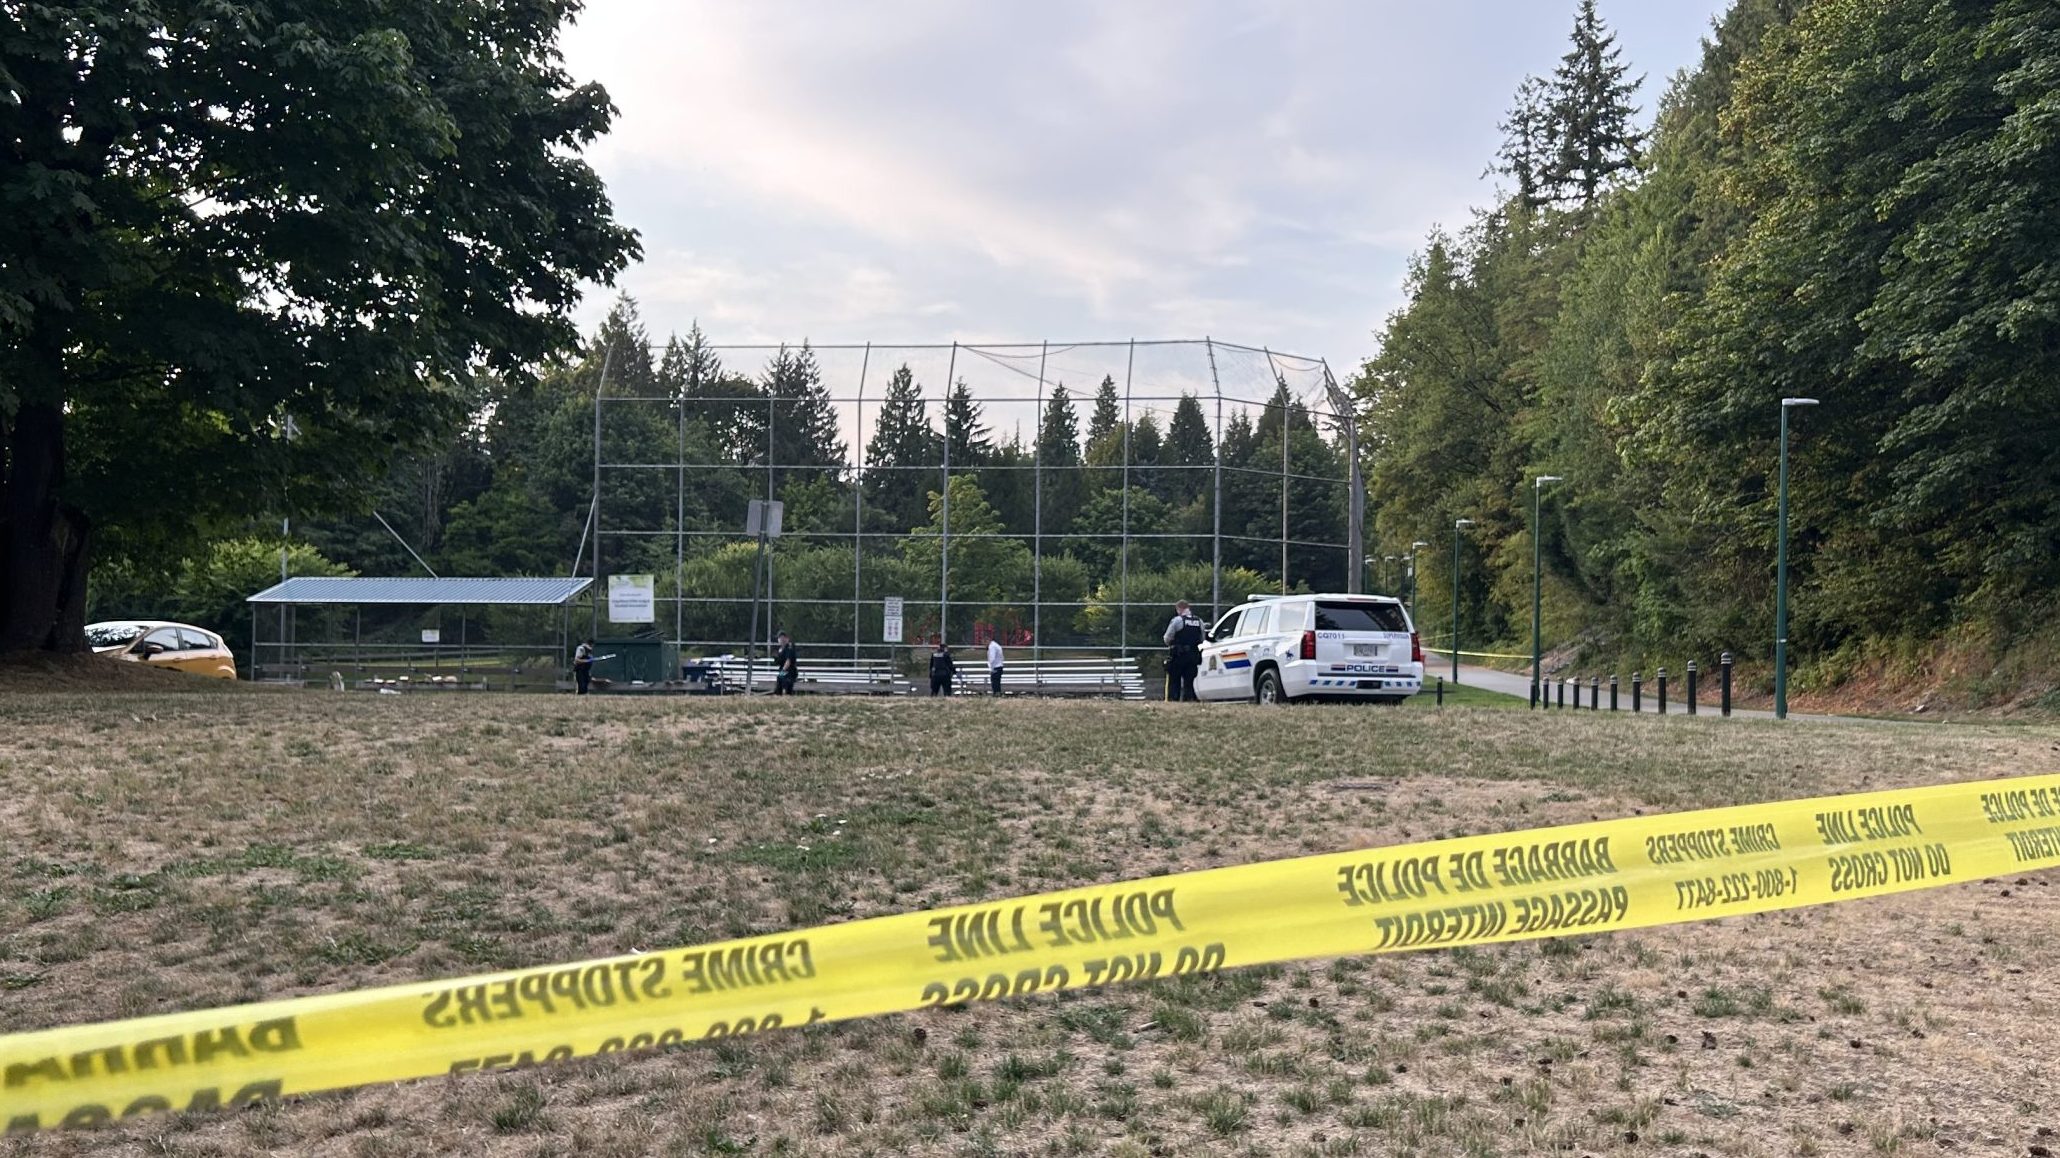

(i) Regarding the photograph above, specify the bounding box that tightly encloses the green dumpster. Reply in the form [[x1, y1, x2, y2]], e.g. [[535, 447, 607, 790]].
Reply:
[[594, 638, 676, 686]]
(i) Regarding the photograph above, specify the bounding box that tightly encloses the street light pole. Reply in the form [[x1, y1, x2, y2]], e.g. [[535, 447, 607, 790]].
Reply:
[[1408, 541, 1428, 618], [1452, 519, 1473, 684], [1776, 399, 1818, 720], [1531, 475, 1562, 709]]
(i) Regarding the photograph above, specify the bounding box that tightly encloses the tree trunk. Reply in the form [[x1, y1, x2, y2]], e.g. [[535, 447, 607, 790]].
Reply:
[[1, 401, 93, 653]]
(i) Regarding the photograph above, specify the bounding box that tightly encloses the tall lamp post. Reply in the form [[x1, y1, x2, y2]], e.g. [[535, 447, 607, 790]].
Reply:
[[1775, 399, 1818, 720], [1383, 555, 1399, 594], [1531, 475, 1563, 709], [1408, 541, 1428, 617], [1451, 519, 1473, 684]]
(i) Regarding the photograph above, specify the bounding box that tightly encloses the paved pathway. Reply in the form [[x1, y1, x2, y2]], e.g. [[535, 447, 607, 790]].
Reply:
[[1423, 649, 1882, 725]]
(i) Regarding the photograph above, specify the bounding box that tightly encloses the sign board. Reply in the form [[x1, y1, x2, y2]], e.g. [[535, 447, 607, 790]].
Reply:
[[607, 574, 656, 623], [882, 596, 904, 644], [745, 499, 785, 539], [420, 629, 440, 644]]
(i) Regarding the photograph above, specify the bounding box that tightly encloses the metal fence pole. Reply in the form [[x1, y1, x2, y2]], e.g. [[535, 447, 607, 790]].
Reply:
[[940, 342, 956, 643], [1265, 347, 1289, 594], [1322, 359, 1364, 596], [1033, 343, 1047, 668], [851, 342, 871, 666], [1120, 338, 1135, 657], [676, 348, 688, 664], [1206, 338, 1224, 618], [589, 345, 612, 643]]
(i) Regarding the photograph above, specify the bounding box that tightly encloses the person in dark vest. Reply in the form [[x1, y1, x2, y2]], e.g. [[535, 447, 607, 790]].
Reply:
[[572, 639, 595, 695], [1162, 600, 1205, 702], [928, 635, 956, 696], [773, 632, 798, 695]]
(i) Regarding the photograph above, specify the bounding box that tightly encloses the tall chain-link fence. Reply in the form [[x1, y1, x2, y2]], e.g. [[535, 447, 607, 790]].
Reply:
[[587, 339, 1364, 668]]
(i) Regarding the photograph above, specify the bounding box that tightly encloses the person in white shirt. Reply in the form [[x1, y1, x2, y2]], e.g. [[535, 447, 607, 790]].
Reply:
[[986, 637, 1006, 696]]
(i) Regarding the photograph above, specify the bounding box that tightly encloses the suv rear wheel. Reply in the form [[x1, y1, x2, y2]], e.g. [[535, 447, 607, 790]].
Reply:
[[1254, 668, 1287, 704]]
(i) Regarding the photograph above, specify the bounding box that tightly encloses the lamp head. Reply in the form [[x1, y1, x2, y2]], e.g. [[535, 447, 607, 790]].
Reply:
[[1455, 518, 1474, 529], [1535, 475, 1563, 487], [1781, 398, 1819, 408], [1411, 541, 1429, 550]]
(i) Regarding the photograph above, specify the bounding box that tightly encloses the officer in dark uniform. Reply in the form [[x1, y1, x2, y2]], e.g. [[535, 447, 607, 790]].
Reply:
[[1162, 600, 1206, 702], [572, 639, 595, 695], [928, 635, 956, 696], [773, 632, 799, 695]]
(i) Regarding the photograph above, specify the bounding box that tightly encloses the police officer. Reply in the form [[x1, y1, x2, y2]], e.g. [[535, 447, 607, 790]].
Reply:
[[572, 639, 595, 695], [1162, 600, 1205, 702], [772, 632, 799, 695]]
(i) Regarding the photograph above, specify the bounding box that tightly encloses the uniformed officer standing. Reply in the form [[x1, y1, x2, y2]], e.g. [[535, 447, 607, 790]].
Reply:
[[572, 639, 595, 696], [1162, 600, 1206, 702]]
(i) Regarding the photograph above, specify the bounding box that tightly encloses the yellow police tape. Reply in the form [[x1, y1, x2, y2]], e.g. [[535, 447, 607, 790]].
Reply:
[[8, 774, 2060, 1133]]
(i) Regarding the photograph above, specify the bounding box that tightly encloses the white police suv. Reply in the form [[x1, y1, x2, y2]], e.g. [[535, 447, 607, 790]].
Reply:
[[1194, 593, 1425, 704]]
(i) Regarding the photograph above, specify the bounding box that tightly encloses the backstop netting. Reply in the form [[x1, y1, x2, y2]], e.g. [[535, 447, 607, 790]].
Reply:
[[588, 339, 1364, 666]]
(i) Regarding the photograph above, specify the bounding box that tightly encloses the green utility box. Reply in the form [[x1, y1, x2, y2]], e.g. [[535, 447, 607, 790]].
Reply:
[[594, 638, 677, 686]]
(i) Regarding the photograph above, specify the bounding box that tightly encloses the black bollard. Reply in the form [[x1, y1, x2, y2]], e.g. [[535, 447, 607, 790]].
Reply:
[[1609, 675, 1619, 712], [1687, 660, 1699, 716], [1557, 677, 1566, 709], [1436, 676, 1444, 707], [1632, 670, 1643, 713], [1591, 675, 1600, 710], [1658, 667, 1668, 715], [1720, 652, 1733, 717]]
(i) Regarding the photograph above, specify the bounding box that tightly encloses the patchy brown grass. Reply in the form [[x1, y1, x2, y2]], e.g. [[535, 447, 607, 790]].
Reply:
[[2, 693, 2058, 1156]]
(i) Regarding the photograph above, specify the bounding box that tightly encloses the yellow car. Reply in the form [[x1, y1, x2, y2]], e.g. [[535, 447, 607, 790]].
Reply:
[[87, 620, 239, 679]]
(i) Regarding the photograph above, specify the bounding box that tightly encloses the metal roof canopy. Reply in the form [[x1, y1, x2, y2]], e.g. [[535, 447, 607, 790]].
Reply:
[[246, 577, 593, 606]]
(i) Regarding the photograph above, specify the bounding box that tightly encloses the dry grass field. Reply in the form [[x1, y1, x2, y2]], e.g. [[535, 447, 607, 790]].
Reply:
[[2, 690, 2057, 1157]]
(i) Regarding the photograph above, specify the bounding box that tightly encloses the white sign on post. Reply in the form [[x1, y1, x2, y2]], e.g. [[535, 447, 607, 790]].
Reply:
[[882, 596, 904, 644], [420, 629, 440, 644], [745, 499, 785, 538], [608, 574, 656, 623]]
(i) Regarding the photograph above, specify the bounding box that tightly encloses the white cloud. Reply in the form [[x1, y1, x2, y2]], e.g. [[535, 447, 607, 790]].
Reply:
[[563, 0, 1729, 361]]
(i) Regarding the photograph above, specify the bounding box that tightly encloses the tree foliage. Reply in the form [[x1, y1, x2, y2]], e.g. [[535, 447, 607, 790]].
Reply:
[[1, 0, 637, 650], [1364, 0, 2060, 689]]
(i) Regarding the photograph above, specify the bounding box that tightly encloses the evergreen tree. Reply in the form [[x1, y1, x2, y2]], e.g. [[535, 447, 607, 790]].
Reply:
[[1086, 375, 1122, 445], [1083, 374, 1127, 498], [1495, 76, 1557, 211], [1162, 393, 1216, 506], [1130, 412, 1165, 501], [862, 364, 942, 533], [1545, 0, 1646, 206], [756, 343, 846, 494], [658, 323, 767, 468], [944, 379, 991, 466], [1036, 384, 1084, 537], [591, 295, 658, 397]]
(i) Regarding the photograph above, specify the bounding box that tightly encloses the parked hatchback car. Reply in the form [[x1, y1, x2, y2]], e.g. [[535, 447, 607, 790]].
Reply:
[[86, 621, 238, 679], [1196, 594, 1423, 704]]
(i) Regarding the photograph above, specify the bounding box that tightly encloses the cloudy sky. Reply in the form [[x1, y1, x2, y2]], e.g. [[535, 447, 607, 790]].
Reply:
[[560, 1, 1729, 373]]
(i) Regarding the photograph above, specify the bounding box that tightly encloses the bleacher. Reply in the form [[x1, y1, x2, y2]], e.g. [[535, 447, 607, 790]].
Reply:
[[705, 657, 909, 696], [959, 657, 1148, 701]]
